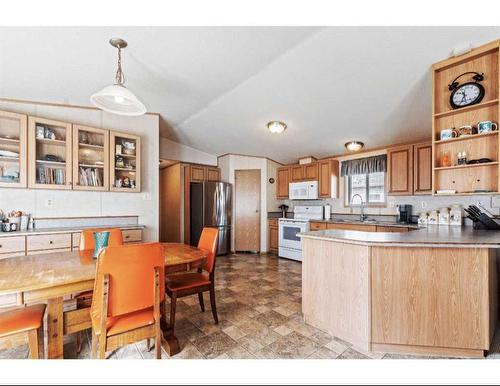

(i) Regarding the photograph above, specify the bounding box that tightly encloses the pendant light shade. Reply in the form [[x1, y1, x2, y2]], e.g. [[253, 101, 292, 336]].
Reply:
[[90, 84, 146, 116], [90, 38, 147, 116]]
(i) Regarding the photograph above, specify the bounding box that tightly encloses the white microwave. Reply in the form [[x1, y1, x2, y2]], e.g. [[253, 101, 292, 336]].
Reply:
[[289, 181, 319, 200]]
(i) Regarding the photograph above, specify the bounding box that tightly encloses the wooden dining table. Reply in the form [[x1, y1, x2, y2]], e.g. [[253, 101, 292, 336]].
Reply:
[[0, 242, 207, 359]]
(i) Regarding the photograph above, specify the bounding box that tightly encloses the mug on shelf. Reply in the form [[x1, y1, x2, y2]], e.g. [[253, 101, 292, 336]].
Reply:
[[458, 125, 474, 136], [478, 120, 498, 134], [440, 128, 458, 140]]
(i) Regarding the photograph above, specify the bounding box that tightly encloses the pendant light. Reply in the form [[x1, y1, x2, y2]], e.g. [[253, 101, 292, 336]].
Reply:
[[90, 38, 147, 116]]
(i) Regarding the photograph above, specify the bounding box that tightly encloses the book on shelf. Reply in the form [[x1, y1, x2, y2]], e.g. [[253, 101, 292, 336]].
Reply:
[[36, 166, 65, 185], [79, 166, 103, 187]]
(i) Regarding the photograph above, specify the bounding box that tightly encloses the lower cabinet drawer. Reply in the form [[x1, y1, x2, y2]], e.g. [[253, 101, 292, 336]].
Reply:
[[0, 236, 25, 254], [122, 229, 142, 243], [310, 222, 327, 231], [27, 233, 72, 251]]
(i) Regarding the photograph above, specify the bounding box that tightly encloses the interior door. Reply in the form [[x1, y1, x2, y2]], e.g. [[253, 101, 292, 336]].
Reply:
[[234, 169, 260, 252]]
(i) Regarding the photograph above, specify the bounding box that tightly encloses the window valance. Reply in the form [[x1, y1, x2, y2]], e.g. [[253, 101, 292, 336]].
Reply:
[[340, 154, 387, 177]]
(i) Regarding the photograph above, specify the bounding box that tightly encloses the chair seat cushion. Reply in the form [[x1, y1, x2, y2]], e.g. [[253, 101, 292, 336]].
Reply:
[[0, 304, 46, 338], [93, 307, 155, 337], [166, 272, 211, 292]]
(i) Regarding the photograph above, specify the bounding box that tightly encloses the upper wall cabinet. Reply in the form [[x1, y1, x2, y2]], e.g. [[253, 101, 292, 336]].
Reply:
[[28, 116, 73, 190], [0, 111, 27, 188], [110, 131, 141, 192], [432, 40, 500, 195], [277, 166, 290, 199], [72, 125, 109, 191], [318, 159, 339, 198], [413, 142, 432, 195], [387, 144, 413, 195]]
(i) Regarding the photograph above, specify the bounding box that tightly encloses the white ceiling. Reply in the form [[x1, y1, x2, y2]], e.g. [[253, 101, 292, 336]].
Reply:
[[0, 26, 499, 163]]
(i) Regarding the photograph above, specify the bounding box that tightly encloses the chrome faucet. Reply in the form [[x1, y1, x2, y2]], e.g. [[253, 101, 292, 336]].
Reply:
[[350, 194, 367, 222]]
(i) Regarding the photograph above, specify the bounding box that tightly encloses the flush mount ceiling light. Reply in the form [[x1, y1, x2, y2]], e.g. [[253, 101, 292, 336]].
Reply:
[[267, 121, 287, 134], [345, 141, 364, 152], [90, 38, 147, 116]]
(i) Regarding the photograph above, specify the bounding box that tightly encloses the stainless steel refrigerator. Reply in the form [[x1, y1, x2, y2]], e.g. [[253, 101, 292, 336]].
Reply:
[[190, 181, 232, 255]]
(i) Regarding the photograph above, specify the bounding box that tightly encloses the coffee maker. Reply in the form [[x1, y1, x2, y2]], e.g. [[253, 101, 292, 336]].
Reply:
[[397, 204, 412, 224]]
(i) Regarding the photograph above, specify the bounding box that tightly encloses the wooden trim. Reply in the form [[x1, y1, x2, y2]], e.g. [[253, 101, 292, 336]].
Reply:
[[432, 39, 500, 70], [217, 152, 284, 166], [0, 97, 160, 116], [372, 343, 484, 358]]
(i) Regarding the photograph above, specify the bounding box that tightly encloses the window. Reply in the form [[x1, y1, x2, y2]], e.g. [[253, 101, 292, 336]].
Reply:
[[346, 172, 386, 206]]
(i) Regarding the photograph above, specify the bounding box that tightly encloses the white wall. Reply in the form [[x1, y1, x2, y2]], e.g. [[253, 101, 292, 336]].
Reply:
[[267, 159, 284, 213], [160, 137, 217, 166], [218, 154, 269, 252], [0, 100, 160, 241]]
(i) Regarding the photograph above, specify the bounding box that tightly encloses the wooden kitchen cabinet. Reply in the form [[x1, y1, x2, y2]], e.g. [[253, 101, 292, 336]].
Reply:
[[268, 219, 279, 254], [110, 131, 141, 192], [327, 223, 377, 232], [318, 159, 339, 198], [310, 221, 327, 231], [190, 165, 206, 182], [304, 163, 319, 180], [276, 166, 290, 199], [0, 110, 27, 188], [290, 165, 305, 182], [206, 167, 221, 182], [413, 142, 432, 195], [387, 144, 413, 195]]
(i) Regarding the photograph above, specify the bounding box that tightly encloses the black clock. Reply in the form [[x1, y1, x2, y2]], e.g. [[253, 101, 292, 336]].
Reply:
[[448, 72, 485, 109]]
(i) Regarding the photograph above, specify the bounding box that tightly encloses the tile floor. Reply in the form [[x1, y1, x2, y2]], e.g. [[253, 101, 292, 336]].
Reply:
[[2, 253, 500, 359]]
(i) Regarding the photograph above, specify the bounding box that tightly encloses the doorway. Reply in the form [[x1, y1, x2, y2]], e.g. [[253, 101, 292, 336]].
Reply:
[[234, 169, 261, 252]]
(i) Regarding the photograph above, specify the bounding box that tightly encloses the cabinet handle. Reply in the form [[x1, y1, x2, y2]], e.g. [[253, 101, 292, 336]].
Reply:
[[0, 245, 2, 248], [49, 241, 53, 244], [125, 235, 130, 239]]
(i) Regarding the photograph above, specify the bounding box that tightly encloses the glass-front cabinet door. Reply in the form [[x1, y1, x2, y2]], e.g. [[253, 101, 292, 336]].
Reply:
[[28, 116, 72, 189], [0, 111, 27, 188], [72, 125, 109, 191], [110, 131, 141, 192]]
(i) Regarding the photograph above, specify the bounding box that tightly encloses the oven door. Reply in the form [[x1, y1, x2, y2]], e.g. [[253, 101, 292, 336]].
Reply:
[[279, 221, 307, 250]]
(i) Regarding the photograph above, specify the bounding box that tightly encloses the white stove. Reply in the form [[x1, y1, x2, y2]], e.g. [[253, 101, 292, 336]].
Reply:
[[278, 206, 323, 261]]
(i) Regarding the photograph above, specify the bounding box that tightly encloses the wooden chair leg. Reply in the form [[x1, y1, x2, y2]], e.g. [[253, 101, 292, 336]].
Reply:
[[76, 332, 82, 354], [169, 292, 177, 332], [155, 322, 162, 359], [98, 334, 106, 359], [209, 284, 218, 324], [37, 326, 44, 359], [91, 330, 98, 359], [198, 292, 205, 312], [27, 329, 39, 359], [146, 338, 152, 351]]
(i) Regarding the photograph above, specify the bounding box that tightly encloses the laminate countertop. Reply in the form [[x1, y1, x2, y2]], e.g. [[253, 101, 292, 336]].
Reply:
[[299, 225, 500, 248], [0, 224, 144, 238], [310, 219, 419, 229]]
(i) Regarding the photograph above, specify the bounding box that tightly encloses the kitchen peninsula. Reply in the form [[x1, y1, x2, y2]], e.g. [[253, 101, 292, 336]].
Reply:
[[299, 226, 499, 358]]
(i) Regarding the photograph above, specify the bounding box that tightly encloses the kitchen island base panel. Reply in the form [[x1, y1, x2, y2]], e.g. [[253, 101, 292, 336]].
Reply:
[[302, 239, 371, 351], [301, 235, 499, 358], [372, 343, 485, 358]]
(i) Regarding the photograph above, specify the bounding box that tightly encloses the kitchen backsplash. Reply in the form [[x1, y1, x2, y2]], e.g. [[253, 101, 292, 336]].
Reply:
[[281, 194, 500, 220]]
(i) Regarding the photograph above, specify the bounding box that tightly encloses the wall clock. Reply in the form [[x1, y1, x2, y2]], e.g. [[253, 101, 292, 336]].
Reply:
[[448, 71, 485, 109]]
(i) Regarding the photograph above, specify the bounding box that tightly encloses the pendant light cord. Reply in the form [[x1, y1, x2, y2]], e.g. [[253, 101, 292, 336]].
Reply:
[[115, 46, 125, 86]]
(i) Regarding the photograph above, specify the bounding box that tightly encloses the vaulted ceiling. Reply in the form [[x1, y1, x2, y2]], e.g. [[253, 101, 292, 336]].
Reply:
[[0, 26, 499, 163]]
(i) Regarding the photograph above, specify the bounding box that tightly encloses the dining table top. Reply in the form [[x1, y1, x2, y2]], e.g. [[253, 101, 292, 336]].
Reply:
[[0, 242, 207, 296]]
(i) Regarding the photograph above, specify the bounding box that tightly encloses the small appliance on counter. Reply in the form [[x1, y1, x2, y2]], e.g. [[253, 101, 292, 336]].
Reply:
[[397, 204, 412, 224], [323, 204, 331, 220], [278, 204, 289, 219], [464, 205, 500, 230]]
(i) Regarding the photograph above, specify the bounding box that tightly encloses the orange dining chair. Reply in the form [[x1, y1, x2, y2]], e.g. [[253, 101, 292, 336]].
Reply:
[[75, 228, 124, 353], [90, 243, 165, 359], [0, 304, 46, 359], [166, 227, 219, 332]]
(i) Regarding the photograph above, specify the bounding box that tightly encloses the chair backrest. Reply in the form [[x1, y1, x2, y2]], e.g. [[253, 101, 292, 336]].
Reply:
[[198, 227, 219, 273], [90, 243, 165, 322], [79, 228, 124, 251]]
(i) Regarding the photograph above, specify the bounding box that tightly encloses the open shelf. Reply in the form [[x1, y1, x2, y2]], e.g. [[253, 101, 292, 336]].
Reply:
[[79, 163, 104, 169], [0, 156, 20, 162], [115, 167, 136, 172], [434, 99, 499, 118], [78, 142, 104, 150], [434, 131, 498, 145], [434, 161, 498, 171], [116, 153, 136, 159], [36, 159, 66, 167], [0, 137, 20, 144], [35, 137, 66, 146]]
